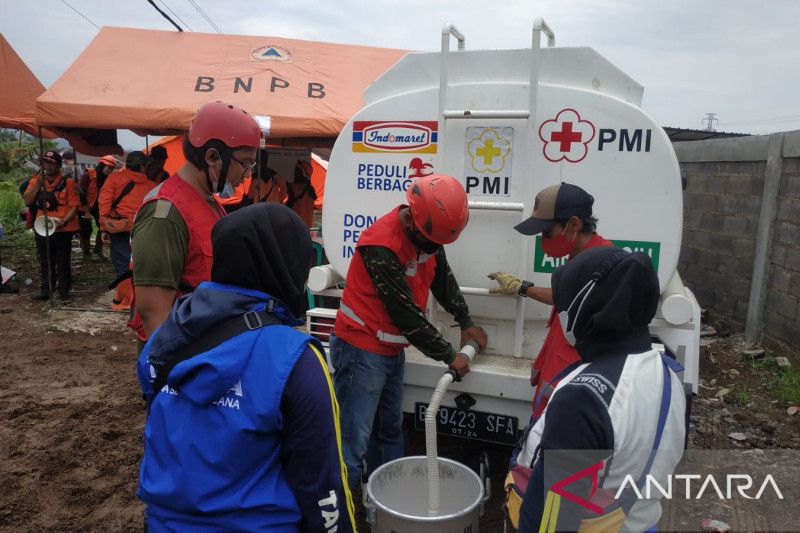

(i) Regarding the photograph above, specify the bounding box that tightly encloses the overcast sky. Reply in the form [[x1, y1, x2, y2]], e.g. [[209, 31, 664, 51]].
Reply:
[[4, 0, 800, 149]]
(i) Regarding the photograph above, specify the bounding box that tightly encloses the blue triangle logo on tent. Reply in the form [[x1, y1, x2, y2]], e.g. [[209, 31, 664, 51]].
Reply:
[[262, 48, 283, 58]]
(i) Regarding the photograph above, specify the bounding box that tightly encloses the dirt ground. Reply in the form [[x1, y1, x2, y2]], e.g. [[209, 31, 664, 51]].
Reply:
[[1, 229, 799, 532]]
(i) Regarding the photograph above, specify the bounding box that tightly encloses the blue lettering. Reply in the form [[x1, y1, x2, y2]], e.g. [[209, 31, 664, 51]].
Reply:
[[343, 214, 377, 228]]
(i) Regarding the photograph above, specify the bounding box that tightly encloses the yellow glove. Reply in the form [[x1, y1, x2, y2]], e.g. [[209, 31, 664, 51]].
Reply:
[[487, 272, 522, 295]]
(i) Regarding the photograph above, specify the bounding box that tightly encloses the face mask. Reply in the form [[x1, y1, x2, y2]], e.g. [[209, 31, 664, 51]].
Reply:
[[542, 225, 576, 258], [558, 279, 596, 346], [219, 181, 234, 198], [408, 229, 440, 254]]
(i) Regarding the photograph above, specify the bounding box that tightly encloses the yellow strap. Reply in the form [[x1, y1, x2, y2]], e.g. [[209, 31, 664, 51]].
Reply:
[[310, 344, 358, 531], [539, 490, 561, 533]]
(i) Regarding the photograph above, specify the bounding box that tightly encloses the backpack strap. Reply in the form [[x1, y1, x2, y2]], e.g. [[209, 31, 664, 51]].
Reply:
[[111, 181, 136, 211], [149, 309, 283, 395], [618, 354, 681, 512]]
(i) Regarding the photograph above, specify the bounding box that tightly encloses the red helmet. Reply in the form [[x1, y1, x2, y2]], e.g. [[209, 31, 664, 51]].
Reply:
[[188, 101, 261, 149], [405, 174, 469, 244]]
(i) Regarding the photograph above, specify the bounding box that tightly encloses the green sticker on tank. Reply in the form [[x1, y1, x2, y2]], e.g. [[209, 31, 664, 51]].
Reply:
[[533, 236, 661, 274]]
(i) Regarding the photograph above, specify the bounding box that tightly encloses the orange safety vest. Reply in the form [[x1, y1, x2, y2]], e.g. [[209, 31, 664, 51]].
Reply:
[[333, 206, 436, 356]]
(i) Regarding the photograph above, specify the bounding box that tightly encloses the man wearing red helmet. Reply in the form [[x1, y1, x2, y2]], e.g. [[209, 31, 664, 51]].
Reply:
[[130, 101, 261, 345], [330, 174, 488, 493]]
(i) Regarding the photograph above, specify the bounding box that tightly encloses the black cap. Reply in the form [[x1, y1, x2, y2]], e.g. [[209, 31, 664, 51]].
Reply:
[[42, 150, 63, 166], [126, 151, 146, 166], [514, 182, 594, 235], [149, 146, 168, 161]]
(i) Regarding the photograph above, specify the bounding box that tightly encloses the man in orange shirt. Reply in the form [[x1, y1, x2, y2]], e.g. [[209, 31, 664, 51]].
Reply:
[[22, 150, 81, 301], [285, 159, 317, 227], [99, 151, 156, 309]]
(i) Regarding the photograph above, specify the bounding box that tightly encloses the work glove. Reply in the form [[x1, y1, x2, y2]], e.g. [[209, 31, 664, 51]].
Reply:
[[487, 272, 522, 295]]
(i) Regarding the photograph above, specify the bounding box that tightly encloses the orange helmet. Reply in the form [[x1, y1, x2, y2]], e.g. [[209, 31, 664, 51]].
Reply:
[[405, 174, 469, 245], [98, 155, 118, 167], [188, 101, 261, 149]]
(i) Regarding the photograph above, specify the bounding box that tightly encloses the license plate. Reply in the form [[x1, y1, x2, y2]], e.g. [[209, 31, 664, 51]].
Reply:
[[414, 402, 519, 445]]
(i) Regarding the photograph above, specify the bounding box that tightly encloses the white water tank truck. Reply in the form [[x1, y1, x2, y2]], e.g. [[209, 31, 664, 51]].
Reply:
[[307, 20, 699, 457]]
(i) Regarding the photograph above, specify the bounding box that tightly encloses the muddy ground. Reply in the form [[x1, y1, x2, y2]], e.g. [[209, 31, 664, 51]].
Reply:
[[1, 229, 799, 532]]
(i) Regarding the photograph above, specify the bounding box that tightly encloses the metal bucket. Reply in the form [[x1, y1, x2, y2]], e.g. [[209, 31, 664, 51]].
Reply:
[[365, 456, 485, 533]]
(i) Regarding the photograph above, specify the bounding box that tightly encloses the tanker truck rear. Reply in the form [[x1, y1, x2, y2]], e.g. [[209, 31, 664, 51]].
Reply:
[[307, 20, 699, 446]]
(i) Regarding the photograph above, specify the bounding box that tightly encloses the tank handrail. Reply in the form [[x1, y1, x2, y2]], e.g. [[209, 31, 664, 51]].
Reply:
[[441, 23, 466, 52], [532, 17, 556, 48]]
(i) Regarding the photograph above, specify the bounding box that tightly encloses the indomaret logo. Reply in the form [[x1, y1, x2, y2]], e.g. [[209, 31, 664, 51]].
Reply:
[[352, 121, 438, 153]]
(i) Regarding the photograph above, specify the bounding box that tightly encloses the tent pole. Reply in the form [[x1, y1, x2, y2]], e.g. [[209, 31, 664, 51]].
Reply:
[[38, 127, 54, 305]]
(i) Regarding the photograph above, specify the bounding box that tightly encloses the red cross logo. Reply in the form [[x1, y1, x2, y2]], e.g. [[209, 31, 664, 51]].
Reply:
[[551, 122, 583, 152], [539, 108, 596, 163]]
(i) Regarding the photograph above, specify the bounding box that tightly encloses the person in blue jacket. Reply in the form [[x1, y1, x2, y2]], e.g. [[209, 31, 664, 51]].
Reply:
[[137, 202, 357, 533]]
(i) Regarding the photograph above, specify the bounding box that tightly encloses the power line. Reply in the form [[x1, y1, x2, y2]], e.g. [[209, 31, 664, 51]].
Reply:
[[721, 114, 800, 126], [185, 0, 222, 34], [701, 112, 718, 132], [59, 0, 101, 30], [159, 0, 193, 31], [147, 0, 183, 31]]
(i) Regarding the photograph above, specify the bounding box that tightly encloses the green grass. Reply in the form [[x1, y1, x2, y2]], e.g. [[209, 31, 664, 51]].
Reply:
[[0, 185, 24, 230], [775, 368, 800, 406], [730, 384, 751, 407]]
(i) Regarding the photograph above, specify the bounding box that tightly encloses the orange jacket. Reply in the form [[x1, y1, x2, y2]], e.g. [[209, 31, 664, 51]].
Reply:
[[250, 175, 287, 204], [25, 174, 81, 232], [98, 168, 155, 222], [79, 168, 99, 210]]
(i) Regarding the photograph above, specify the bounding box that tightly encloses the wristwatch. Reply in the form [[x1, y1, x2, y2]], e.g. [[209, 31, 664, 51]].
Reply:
[[518, 280, 533, 296]]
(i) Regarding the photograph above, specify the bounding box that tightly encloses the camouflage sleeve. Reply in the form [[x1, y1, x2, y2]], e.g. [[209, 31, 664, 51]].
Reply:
[[430, 247, 474, 330], [360, 246, 457, 364]]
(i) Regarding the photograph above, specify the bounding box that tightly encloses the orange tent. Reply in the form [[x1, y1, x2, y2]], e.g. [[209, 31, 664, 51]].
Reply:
[[36, 27, 407, 155], [0, 34, 55, 138]]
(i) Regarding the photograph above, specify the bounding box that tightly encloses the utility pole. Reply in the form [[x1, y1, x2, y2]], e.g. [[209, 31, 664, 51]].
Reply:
[[702, 113, 718, 131]]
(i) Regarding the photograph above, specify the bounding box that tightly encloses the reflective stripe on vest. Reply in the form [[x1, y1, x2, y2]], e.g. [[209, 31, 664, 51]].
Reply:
[[338, 303, 408, 345]]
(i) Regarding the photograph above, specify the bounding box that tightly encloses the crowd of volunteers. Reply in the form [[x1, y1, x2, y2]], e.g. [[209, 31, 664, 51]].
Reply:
[[17, 101, 686, 533]]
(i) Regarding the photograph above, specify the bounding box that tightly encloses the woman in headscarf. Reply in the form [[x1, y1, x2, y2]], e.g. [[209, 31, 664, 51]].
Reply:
[[506, 247, 686, 533], [136, 203, 356, 533]]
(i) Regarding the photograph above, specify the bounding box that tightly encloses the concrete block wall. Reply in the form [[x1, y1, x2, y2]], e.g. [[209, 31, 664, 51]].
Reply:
[[679, 161, 765, 323], [674, 132, 800, 350], [766, 157, 800, 347]]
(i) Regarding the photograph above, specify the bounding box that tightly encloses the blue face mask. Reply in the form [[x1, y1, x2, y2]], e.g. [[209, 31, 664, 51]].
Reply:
[[219, 181, 234, 198], [558, 279, 596, 347]]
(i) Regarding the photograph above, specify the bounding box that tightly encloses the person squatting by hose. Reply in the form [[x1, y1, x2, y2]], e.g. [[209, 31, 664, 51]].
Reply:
[[505, 247, 686, 533], [137, 203, 356, 532]]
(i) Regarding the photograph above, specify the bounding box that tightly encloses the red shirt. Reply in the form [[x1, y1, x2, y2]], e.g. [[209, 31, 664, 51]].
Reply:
[[532, 233, 614, 418]]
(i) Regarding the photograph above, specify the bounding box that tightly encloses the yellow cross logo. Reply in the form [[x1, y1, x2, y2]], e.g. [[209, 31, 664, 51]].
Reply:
[[476, 139, 501, 166], [467, 128, 511, 173]]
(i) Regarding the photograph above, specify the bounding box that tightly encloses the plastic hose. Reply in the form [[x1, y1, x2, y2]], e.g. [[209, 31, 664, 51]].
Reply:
[[426, 340, 479, 514]]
